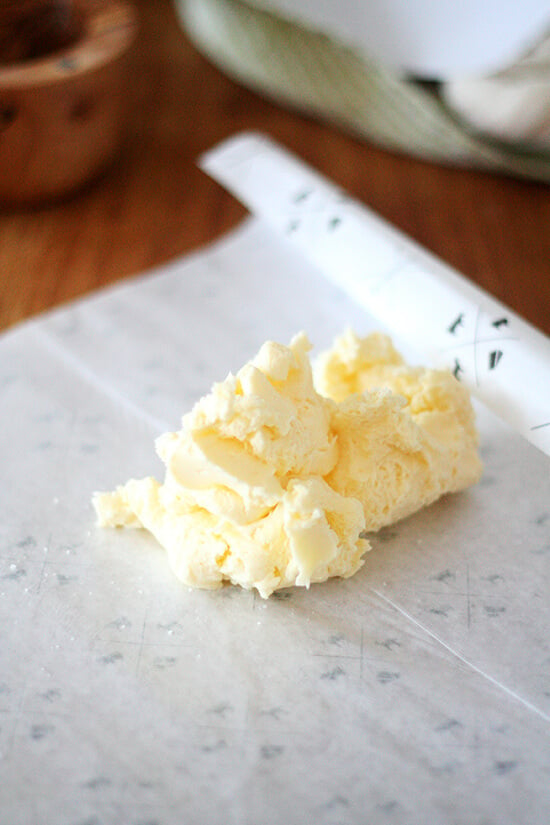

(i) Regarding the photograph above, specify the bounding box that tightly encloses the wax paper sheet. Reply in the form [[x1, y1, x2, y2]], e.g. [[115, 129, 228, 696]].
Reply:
[[1, 139, 549, 825]]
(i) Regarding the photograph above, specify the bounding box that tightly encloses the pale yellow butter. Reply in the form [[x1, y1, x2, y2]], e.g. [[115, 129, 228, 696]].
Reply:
[[316, 329, 483, 531], [94, 330, 482, 598]]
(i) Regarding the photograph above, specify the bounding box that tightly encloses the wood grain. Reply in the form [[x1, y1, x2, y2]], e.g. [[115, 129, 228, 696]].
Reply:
[[0, 0, 548, 334]]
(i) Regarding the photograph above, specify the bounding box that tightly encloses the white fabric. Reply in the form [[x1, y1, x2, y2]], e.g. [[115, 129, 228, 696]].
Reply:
[[443, 33, 550, 150], [245, 0, 550, 77]]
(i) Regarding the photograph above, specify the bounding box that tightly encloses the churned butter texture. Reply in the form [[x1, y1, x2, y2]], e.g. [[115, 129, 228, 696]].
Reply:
[[315, 329, 483, 531], [94, 330, 482, 597]]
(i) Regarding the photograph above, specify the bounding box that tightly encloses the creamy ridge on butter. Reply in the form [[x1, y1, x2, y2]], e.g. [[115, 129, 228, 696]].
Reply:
[[93, 330, 482, 598]]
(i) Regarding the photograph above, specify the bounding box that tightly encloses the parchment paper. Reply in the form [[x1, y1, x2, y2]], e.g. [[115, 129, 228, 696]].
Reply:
[[1, 136, 548, 825]]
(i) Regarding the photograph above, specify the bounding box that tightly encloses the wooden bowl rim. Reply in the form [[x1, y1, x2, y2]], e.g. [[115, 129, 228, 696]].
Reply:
[[0, 0, 137, 89]]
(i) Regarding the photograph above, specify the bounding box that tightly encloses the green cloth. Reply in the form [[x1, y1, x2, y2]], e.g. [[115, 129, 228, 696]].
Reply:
[[176, 0, 550, 182]]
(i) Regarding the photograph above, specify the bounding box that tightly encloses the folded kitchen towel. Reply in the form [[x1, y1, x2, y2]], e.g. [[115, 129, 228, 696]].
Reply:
[[176, 0, 550, 182]]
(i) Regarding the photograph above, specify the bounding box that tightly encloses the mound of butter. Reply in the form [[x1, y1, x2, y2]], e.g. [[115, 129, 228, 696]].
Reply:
[[93, 331, 482, 597]]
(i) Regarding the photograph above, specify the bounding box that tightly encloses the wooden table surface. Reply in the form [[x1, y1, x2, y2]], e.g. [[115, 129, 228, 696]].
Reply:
[[1, 0, 549, 336]]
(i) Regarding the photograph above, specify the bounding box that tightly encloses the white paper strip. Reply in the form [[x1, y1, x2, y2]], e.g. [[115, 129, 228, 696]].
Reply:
[[200, 132, 550, 457]]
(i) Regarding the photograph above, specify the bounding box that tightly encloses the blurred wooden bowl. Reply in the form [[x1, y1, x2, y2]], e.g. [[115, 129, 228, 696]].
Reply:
[[0, 0, 137, 204]]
